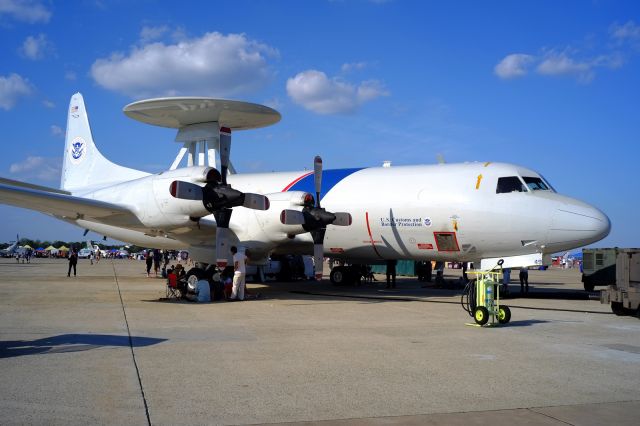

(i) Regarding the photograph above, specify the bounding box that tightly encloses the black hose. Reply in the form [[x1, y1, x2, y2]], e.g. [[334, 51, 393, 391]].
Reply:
[[461, 279, 477, 317]]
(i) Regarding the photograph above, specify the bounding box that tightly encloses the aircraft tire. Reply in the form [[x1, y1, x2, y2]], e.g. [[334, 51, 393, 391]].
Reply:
[[186, 267, 205, 279], [474, 306, 490, 326], [330, 266, 352, 285], [497, 305, 511, 324], [611, 301, 626, 316]]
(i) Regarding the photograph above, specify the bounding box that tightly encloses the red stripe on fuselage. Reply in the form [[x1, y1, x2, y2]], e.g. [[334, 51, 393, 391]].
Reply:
[[365, 211, 383, 259], [282, 172, 314, 192]]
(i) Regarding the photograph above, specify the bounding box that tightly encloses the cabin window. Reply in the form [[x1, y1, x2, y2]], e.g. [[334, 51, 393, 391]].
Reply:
[[523, 176, 550, 191], [496, 176, 526, 194], [434, 232, 460, 252]]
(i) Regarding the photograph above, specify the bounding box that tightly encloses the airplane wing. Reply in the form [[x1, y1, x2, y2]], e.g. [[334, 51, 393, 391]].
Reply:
[[0, 180, 142, 227], [0, 177, 71, 195]]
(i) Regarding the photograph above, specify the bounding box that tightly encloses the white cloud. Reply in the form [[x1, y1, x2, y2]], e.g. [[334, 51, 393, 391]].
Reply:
[[20, 34, 53, 60], [495, 22, 640, 83], [611, 20, 640, 42], [0, 0, 51, 23], [494, 54, 535, 79], [65, 71, 77, 81], [496, 50, 626, 83], [42, 99, 55, 108], [140, 25, 169, 43], [50, 124, 63, 137], [9, 156, 61, 182], [341, 61, 368, 73], [286, 70, 389, 115], [0, 73, 33, 110], [90, 32, 278, 98], [536, 52, 593, 81]]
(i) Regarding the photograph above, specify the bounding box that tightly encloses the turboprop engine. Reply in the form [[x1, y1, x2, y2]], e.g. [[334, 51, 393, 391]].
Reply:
[[87, 166, 217, 229]]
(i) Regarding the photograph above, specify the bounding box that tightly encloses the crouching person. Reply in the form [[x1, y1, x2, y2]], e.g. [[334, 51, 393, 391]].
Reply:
[[186, 278, 211, 303]]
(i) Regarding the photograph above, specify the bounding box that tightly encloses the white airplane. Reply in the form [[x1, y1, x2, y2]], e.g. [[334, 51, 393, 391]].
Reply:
[[1, 234, 20, 257], [77, 239, 96, 258], [0, 93, 610, 284]]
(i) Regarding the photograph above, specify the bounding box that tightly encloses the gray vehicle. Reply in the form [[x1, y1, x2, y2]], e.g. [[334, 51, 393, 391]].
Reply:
[[582, 248, 619, 292], [599, 248, 640, 317]]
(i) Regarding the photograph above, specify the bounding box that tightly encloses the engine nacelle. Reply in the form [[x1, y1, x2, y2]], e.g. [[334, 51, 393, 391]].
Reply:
[[236, 191, 311, 243], [89, 166, 214, 228], [150, 167, 213, 222]]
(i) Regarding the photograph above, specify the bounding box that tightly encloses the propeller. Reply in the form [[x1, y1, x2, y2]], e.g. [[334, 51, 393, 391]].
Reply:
[[280, 155, 352, 280], [169, 127, 269, 267]]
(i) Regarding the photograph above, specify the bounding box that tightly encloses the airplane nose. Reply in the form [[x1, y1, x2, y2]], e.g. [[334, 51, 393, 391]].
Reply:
[[551, 204, 611, 247]]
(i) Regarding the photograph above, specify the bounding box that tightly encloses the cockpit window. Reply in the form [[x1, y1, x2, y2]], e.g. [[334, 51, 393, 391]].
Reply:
[[496, 176, 526, 194], [539, 174, 556, 192], [523, 176, 550, 191]]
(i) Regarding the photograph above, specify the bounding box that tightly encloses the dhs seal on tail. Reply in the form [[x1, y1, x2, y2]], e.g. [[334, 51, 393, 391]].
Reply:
[[69, 136, 86, 165]]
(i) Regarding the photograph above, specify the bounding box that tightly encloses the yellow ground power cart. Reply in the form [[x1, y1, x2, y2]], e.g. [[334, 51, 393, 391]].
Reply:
[[461, 260, 512, 326]]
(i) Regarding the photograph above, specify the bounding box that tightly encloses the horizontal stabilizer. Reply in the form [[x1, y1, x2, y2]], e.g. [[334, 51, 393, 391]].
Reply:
[[0, 177, 70, 195]]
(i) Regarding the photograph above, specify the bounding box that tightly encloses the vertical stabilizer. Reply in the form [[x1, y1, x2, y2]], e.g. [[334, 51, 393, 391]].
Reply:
[[61, 93, 149, 192]]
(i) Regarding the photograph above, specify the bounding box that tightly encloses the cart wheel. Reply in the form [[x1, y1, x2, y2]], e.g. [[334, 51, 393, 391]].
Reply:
[[611, 302, 626, 316], [474, 306, 489, 326], [498, 305, 511, 324]]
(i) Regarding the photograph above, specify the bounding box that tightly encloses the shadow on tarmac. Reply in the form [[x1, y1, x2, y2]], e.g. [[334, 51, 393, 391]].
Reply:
[[498, 319, 550, 327], [0, 333, 167, 359]]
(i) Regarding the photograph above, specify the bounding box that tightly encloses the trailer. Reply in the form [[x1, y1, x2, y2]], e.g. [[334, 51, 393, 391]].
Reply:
[[600, 248, 640, 318], [582, 248, 618, 291]]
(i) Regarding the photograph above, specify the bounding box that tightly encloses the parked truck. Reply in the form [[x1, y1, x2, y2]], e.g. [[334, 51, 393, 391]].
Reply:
[[582, 248, 619, 292], [599, 248, 640, 318]]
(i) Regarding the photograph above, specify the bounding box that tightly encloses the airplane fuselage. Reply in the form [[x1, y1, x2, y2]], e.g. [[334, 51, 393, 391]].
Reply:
[[69, 161, 610, 266]]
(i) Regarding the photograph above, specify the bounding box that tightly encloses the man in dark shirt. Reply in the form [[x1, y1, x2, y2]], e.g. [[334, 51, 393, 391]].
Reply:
[[68, 250, 78, 277]]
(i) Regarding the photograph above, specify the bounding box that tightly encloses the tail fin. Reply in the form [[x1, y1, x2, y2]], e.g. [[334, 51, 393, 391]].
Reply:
[[61, 93, 149, 192]]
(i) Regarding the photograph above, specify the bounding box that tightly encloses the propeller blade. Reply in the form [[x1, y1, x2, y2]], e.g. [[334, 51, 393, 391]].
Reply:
[[314, 155, 322, 208], [280, 209, 306, 225], [243, 193, 270, 211], [332, 212, 352, 226], [215, 226, 231, 268], [314, 243, 324, 280], [219, 127, 231, 185], [170, 181, 203, 200]]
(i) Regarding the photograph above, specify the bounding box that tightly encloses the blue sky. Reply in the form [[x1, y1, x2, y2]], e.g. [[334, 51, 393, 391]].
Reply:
[[0, 0, 638, 248]]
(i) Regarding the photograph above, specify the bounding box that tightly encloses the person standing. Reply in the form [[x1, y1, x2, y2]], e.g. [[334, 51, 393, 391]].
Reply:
[[153, 249, 161, 277], [67, 250, 78, 277], [502, 268, 511, 295], [386, 259, 397, 289], [230, 246, 247, 301], [145, 251, 153, 278], [519, 266, 529, 294]]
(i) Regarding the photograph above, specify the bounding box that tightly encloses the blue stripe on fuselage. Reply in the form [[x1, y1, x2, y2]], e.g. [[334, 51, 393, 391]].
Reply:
[[286, 168, 363, 201]]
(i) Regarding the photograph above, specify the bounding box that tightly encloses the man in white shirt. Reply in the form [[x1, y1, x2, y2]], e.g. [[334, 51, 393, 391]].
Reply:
[[230, 246, 247, 301]]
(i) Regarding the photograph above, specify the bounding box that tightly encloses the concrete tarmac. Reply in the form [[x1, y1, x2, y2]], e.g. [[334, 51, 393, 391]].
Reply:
[[1, 258, 639, 425]]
